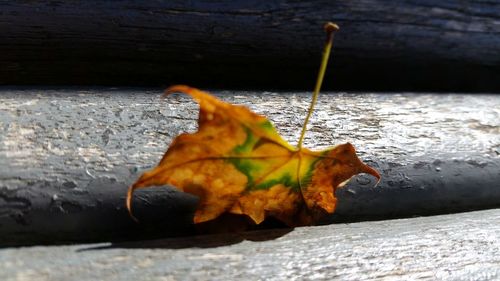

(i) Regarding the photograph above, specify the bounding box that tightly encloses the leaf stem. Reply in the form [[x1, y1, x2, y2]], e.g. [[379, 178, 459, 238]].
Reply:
[[297, 22, 339, 149]]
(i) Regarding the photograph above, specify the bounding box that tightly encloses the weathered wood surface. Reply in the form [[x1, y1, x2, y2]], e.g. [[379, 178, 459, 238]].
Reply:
[[1, 209, 499, 280], [1, 1, 500, 90], [0, 88, 499, 245]]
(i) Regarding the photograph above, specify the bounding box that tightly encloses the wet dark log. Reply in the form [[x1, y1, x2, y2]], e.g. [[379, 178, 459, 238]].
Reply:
[[1, 1, 500, 90], [0, 88, 499, 246]]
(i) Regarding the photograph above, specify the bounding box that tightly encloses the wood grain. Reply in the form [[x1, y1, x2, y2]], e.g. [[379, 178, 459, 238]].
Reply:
[[0, 88, 498, 245], [0, 209, 499, 280], [1, 1, 499, 90]]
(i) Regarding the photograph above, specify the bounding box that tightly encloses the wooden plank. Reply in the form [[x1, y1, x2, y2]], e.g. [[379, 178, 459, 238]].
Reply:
[[0, 88, 499, 245], [1, 209, 499, 280], [1, 1, 499, 90]]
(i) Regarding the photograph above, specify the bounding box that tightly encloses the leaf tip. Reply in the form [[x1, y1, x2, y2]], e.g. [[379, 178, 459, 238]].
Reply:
[[163, 85, 192, 98], [126, 184, 140, 223], [361, 163, 381, 187]]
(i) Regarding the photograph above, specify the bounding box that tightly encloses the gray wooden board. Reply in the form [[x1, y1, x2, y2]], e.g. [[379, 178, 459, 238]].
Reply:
[[0, 88, 499, 245], [0, 209, 499, 280]]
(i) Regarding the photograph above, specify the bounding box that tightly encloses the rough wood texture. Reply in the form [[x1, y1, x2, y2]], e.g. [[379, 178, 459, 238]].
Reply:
[[1, 209, 499, 280], [1, 1, 499, 90], [0, 88, 499, 245]]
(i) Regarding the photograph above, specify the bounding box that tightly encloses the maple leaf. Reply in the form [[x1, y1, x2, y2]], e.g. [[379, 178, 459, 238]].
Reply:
[[126, 23, 380, 226], [127, 85, 380, 226]]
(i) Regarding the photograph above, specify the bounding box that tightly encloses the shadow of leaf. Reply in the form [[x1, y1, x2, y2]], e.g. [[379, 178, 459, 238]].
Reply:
[[76, 190, 295, 251], [78, 227, 293, 251]]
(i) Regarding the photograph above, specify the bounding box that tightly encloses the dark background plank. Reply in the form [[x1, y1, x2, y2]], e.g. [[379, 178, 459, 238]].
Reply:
[[1, 1, 499, 91]]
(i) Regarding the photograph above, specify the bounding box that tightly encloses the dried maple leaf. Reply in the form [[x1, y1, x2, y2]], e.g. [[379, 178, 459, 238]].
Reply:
[[126, 23, 380, 226]]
